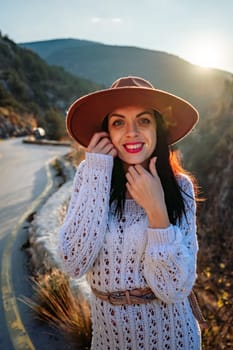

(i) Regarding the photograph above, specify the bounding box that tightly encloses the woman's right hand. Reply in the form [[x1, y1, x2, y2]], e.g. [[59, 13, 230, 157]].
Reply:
[[87, 132, 117, 157]]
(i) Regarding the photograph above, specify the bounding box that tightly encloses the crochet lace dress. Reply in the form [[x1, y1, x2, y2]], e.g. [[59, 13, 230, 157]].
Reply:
[[59, 153, 201, 350]]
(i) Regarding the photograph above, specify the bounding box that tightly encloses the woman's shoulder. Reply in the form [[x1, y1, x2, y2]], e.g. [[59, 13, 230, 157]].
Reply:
[[73, 153, 113, 183], [175, 171, 193, 183], [73, 158, 86, 175], [175, 172, 195, 197]]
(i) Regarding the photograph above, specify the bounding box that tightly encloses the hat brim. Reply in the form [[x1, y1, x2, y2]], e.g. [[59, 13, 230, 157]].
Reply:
[[66, 87, 199, 147]]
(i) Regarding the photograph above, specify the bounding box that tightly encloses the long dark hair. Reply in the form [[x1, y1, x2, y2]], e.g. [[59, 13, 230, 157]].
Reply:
[[102, 111, 194, 224]]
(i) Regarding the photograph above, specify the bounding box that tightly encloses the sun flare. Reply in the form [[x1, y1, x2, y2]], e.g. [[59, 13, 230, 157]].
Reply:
[[183, 39, 223, 69], [191, 46, 220, 68]]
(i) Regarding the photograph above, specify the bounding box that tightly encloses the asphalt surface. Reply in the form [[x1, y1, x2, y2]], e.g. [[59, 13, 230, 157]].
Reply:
[[0, 138, 78, 350]]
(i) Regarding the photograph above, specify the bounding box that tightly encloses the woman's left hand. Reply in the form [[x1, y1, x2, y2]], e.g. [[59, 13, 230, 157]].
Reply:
[[126, 157, 170, 228]]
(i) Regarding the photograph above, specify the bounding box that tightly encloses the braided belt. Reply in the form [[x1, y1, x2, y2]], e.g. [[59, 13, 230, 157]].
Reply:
[[91, 286, 208, 328], [91, 286, 156, 305]]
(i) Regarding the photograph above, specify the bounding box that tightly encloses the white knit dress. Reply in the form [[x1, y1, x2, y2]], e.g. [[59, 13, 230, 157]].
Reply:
[[59, 153, 201, 350]]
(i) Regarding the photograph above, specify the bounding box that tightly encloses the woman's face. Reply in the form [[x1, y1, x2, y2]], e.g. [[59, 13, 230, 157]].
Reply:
[[108, 106, 157, 169]]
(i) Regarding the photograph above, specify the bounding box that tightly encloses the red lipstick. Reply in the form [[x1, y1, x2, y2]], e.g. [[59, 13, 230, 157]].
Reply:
[[124, 142, 144, 153]]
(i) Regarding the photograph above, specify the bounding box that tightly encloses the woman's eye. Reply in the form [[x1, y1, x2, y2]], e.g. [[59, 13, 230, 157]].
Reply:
[[139, 118, 150, 125], [112, 119, 124, 127]]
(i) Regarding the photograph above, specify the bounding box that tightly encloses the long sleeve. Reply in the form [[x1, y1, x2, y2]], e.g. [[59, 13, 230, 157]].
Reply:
[[59, 152, 113, 278], [144, 174, 198, 303]]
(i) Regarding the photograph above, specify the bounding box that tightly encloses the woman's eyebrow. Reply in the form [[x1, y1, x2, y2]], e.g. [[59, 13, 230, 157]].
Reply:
[[136, 110, 154, 118], [109, 113, 125, 119], [109, 110, 153, 119]]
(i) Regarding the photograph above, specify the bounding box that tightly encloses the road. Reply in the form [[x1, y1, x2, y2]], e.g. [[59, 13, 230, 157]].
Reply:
[[0, 138, 75, 350]]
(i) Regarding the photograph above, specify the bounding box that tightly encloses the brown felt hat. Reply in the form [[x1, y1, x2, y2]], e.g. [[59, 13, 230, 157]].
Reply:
[[66, 76, 199, 147]]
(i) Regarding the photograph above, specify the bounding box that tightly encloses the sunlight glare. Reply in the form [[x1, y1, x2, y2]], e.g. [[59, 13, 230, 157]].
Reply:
[[183, 40, 223, 70]]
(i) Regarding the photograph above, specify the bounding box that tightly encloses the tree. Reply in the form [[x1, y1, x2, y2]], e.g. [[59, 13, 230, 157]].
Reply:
[[44, 108, 66, 140]]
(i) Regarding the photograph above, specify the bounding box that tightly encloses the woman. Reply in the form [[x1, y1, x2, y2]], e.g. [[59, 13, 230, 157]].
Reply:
[[59, 76, 202, 349]]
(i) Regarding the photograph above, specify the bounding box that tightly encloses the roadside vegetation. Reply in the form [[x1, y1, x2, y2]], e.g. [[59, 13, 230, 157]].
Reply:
[[21, 268, 91, 349], [0, 32, 102, 140]]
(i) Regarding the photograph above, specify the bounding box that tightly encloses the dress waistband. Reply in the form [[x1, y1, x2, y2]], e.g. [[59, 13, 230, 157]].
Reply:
[[91, 286, 156, 305], [91, 286, 208, 328]]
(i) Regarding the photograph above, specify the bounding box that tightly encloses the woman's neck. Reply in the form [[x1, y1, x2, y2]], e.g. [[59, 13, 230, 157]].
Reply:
[[122, 160, 150, 172]]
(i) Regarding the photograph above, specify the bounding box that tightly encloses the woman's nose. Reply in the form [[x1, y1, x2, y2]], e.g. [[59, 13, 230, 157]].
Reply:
[[126, 121, 139, 136]]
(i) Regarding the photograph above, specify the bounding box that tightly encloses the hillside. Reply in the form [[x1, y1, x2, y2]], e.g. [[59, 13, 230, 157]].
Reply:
[[188, 80, 233, 349], [0, 34, 102, 139], [20, 38, 232, 115]]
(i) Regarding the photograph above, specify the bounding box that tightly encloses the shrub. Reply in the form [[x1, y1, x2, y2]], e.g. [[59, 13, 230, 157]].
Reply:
[[45, 108, 66, 140], [21, 268, 91, 348]]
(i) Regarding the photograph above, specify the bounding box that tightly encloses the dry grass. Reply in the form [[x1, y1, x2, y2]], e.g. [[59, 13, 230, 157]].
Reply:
[[21, 268, 91, 347]]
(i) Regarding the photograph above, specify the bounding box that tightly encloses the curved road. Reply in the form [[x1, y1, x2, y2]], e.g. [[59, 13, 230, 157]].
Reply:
[[0, 138, 73, 350]]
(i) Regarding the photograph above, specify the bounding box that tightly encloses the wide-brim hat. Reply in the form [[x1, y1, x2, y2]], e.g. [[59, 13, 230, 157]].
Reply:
[[66, 76, 199, 147]]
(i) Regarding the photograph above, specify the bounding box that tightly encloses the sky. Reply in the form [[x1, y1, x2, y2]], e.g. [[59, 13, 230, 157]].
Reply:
[[1, 0, 233, 73]]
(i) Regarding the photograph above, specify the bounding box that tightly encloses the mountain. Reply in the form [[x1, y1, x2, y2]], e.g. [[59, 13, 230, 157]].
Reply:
[[0, 34, 102, 138], [20, 38, 232, 115]]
